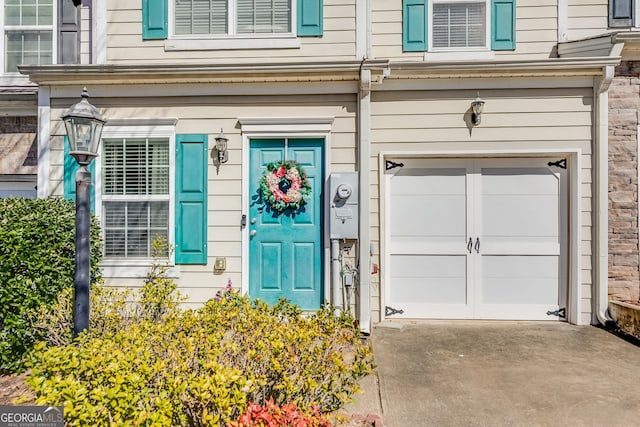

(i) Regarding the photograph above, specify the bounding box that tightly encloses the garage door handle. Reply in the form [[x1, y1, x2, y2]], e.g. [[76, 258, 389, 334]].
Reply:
[[474, 237, 480, 253], [467, 238, 473, 253]]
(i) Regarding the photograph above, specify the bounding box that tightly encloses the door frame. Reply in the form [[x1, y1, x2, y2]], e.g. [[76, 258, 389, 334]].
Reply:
[[380, 148, 582, 325], [239, 117, 334, 304]]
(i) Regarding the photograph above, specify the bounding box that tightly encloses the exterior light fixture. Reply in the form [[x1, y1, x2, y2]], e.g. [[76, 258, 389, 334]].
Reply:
[[63, 87, 106, 166], [471, 95, 485, 126], [215, 129, 229, 163], [62, 87, 106, 338]]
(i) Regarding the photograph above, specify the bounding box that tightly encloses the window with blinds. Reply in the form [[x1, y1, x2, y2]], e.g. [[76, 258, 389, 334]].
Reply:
[[3, 0, 54, 72], [174, 0, 291, 35], [433, 1, 486, 48], [102, 138, 170, 258]]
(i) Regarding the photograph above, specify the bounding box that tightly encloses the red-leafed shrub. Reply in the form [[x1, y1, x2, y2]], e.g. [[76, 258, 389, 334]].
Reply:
[[231, 399, 332, 427]]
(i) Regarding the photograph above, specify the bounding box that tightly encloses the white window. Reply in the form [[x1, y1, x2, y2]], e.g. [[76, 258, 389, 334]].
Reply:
[[101, 137, 171, 258], [174, 0, 291, 36], [432, 0, 486, 49], [2, 0, 54, 73]]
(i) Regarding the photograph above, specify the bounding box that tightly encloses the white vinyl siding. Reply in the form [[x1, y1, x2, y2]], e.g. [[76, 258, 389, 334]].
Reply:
[[372, 0, 559, 61], [371, 87, 595, 324], [106, 0, 355, 64], [432, 1, 486, 48], [3, 0, 53, 72], [102, 137, 170, 258]]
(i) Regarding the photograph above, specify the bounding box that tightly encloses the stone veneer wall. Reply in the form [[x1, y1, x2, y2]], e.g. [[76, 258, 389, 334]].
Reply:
[[609, 61, 640, 304]]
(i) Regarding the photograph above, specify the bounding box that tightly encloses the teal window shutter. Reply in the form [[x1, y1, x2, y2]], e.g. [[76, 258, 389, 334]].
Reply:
[[63, 136, 95, 213], [142, 0, 168, 40], [403, 0, 427, 52], [491, 0, 515, 51], [298, 0, 323, 36], [175, 134, 208, 265]]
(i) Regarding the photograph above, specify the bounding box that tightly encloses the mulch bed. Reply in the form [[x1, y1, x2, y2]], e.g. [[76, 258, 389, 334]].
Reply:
[[0, 372, 35, 406]]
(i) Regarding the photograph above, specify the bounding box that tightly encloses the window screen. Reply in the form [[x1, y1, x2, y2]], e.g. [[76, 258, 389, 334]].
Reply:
[[433, 1, 486, 48], [102, 138, 170, 258], [4, 0, 54, 72], [174, 0, 291, 35]]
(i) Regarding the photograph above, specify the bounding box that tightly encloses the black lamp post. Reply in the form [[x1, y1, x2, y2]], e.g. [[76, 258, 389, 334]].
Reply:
[[62, 88, 105, 338]]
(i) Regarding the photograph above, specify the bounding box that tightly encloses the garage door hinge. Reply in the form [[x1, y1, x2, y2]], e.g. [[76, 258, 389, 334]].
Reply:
[[385, 306, 405, 317], [385, 160, 404, 171], [546, 307, 566, 318], [547, 159, 567, 169]]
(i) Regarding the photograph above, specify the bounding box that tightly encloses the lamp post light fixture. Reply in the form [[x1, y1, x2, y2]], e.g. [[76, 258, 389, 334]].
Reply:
[[471, 95, 485, 126], [215, 129, 229, 164], [62, 87, 105, 338]]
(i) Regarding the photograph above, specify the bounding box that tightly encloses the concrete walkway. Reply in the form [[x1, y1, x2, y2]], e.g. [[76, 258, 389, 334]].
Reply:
[[345, 321, 640, 426]]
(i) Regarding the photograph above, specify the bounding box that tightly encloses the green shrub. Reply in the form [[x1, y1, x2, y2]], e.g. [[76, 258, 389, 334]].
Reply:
[[27, 274, 375, 426], [0, 197, 102, 373]]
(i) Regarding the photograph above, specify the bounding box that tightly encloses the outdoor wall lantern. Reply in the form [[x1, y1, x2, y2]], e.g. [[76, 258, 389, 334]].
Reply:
[[471, 95, 485, 126], [215, 128, 229, 164], [62, 87, 106, 338]]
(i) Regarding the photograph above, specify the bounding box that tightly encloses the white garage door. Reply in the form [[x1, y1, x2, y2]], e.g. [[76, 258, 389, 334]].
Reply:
[[385, 157, 568, 321]]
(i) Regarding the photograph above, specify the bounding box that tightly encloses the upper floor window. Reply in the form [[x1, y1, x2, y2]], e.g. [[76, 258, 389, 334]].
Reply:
[[403, 0, 515, 53], [175, 0, 291, 36], [3, 0, 53, 73], [609, 0, 636, 28], [433, 0, 486, 49], [143, 0, 322, 49]]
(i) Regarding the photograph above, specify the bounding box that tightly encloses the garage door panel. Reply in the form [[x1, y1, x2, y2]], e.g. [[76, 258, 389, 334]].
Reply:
[[391, 195, 466, 242], [481, 195, 559, 241], [481, 167, 559, 194], [391, 255, 467, 304], [392, 167, 466, 195], [391, 167, 467, 244], [385, 157, 567, 321], [480, 255, 559, 306]]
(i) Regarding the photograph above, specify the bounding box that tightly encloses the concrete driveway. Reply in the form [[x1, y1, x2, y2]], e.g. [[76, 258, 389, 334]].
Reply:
[[346, 321, 640, 426]]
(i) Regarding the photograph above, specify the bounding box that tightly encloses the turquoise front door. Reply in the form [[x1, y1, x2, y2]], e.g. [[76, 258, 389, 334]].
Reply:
[[249, 139, 324, 310]]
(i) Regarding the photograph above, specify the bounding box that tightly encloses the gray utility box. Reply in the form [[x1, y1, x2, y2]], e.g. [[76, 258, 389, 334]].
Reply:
[[329, 172, 359, 239]]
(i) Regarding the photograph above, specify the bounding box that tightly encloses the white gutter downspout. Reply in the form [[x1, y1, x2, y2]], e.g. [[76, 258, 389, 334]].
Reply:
[[594, 60, 617, 325], [358, 67, 372, 334]]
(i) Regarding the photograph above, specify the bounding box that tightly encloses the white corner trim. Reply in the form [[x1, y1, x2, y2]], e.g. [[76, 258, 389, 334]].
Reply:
[[558, 0, 568, 43], [165, 36, 300, 51], [356, 0, 369, 59], [358, 72, 372, 333], [37, 86, 50, 198], [94, 0, 107, 64]]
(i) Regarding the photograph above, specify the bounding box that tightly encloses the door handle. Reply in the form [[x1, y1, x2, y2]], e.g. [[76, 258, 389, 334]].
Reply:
[[474, 237, 480, 253], [467, 237, 473, 253], [251, 230, 257, 237]]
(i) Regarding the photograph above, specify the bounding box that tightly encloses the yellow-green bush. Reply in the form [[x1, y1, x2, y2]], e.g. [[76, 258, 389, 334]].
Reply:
[[27, 269, 374, 426]]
